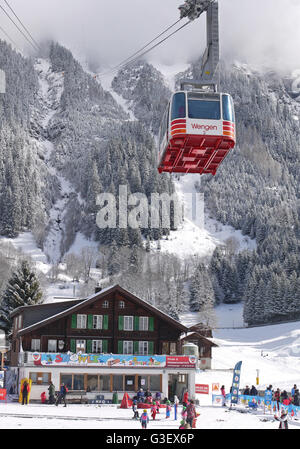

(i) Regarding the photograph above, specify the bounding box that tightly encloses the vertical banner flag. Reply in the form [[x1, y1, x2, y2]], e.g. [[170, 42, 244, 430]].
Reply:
[[230, 361, 242, 405]]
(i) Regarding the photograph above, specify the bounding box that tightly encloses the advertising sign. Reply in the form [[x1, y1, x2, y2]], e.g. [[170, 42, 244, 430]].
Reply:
[[195, 384, 209, 394], [165, 355, 197, 368], [230, 361, 242, 405]]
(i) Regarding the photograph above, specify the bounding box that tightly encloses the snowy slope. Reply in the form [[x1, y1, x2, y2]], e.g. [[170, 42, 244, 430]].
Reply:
[[195, 320, 300, 407]]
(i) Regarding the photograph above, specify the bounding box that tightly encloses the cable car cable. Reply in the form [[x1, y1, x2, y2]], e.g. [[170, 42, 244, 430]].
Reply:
[[0, 22, 20, 50], [100, 18, 183, 77], [97, 19, 192, 79], [0, 2, 39, 51], [3, 0, 40, 50]]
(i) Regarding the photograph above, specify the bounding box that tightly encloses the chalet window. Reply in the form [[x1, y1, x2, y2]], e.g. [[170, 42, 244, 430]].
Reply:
[[31, 339, 40, 352], [73, 374, 84, 390], [139, 317, 149, 331], [123, 316, 133, 331], [93, 315, 103, 329], [30, 372, 51, 385], [113, 375, 123, 391], [77, 314, 87, 329], [123, 341, 133, 354], [119, 301, 125, 309], [92, 340, 102, 353], [103, 300, 109, 309], [170, 342, 177, 355], [48, 340, 57, 352], [138, 341, 148, 355], [76, 340, 86, 352]]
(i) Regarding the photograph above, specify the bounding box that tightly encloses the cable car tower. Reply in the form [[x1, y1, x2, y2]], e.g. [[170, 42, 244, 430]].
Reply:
[[158, 0, 236, 175]]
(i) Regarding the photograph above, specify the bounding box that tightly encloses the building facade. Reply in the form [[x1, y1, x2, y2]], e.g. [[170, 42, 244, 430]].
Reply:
[[9, 285, 216, 401]]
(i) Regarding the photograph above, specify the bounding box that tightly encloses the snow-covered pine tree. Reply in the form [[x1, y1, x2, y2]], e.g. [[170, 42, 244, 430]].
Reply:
[[0, 260, 43, 336]]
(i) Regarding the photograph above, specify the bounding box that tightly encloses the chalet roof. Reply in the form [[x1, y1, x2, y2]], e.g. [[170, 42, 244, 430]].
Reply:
[[180, 332, 218, 347], [15, 284, 189, 336]]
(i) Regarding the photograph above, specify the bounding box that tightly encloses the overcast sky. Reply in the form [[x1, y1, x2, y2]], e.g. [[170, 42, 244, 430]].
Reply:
[[0, 0, 299, 73]]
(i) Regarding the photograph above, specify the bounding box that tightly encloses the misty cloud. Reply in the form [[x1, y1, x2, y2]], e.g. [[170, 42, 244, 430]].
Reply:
[[0, 0, 299, 73]]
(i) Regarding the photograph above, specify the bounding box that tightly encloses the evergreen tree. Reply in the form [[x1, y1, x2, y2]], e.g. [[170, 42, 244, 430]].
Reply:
[[0, 260, 43, 336]]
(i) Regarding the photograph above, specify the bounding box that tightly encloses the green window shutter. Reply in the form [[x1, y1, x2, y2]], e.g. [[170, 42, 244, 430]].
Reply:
[[102, 340, 108, 353], [71, 314, 77, 329], [86, 340, 92, 353], [103, 315, 108, 330], [70, 339, 76, 353], [134, 316, 139, 331], [148, 341, 154, 355], [87, 315, 93, 329], [118, 316, 124, 330], [149, 317, 154, 331], [134, 341, 139, 355], [118, 340, 123, 354]]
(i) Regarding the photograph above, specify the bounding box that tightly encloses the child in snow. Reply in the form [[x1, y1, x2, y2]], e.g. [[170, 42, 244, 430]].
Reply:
[[179, 419, 186, 429], [166, 400, 172, 419], [274, 409, 288, 429], [181, 405, 187, 422], [41, 392, 46, 404], [140, 409, 150, 429], [151, 402, 157, 420], [132, 400, 139, 420]]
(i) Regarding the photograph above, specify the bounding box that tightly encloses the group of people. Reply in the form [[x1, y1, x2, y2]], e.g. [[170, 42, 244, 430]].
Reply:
[[134, 388, 161, 404], [243, 385, 258, 396], [20, 381, 68, 407], [132, 390, 198, 430], [271, 384, 299, 408]]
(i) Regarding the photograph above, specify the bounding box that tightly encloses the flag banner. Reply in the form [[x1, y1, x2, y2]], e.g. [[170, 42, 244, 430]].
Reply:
[[230, 361, 242, 405]]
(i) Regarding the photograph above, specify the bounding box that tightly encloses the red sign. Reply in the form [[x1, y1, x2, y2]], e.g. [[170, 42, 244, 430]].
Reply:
[[166, 356, 197, 368], [195, 384, 209, 395]]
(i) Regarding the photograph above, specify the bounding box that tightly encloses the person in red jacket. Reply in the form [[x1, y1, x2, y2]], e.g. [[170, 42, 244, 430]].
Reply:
[[274, 388, 281, 411], [21, 381, 30, 405], [221, 385, 226, 406]]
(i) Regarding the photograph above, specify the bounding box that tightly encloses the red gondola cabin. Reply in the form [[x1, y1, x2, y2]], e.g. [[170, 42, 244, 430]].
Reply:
[[158, 90, 235, 175]]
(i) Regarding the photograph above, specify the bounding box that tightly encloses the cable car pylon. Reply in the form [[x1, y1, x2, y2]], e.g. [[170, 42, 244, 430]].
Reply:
[[158, 0, 236, 176]]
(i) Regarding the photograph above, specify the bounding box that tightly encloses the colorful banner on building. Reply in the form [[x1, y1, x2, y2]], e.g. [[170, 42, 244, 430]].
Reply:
[[30, 353, 197, 369], [31, 353, 166, 367], [230, 361, 242, 405], [195, 384, 209, 394]]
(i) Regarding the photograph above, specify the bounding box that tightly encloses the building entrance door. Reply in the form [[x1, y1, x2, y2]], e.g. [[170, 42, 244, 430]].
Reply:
[[168, 373, 188, 402]]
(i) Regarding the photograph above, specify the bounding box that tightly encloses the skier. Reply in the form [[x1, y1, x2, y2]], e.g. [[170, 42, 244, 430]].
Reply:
[[243, 386, 250, 396], [220, 385, 226, 406], [186, 400, 196, 427], [274, 409, 289, 429], [151, 401, 157, 420], [56, 382, 68, 407], [181, 405, 187, 423], [291, 384, 297, 396], [21, 380, 30, 405], [274, 388, 281, 411], [179, 419, 186, 429], [41, 391, 46, 404], [132, 400, 139, 420], [166, 400, 172, 419], [140, 409, 150, 429], [48, 381, 56, 404], [250, 385, 258, 396]]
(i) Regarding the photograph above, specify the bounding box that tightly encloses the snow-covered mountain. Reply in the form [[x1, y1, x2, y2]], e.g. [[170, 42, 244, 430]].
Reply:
[[1, 40, 300, 326]]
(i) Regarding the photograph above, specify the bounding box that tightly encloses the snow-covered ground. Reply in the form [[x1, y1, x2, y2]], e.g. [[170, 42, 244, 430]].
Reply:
[[0, 401, 298, 430]]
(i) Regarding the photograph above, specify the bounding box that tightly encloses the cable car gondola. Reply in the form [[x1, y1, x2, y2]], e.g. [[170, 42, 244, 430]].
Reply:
[[158, 84, 235, 175]]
